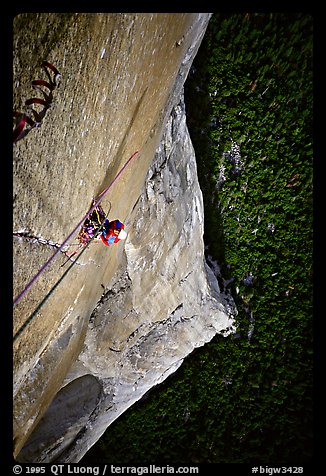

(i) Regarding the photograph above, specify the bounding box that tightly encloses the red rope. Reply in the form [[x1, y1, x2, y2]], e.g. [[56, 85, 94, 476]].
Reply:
[[13, 150, 140, 307]]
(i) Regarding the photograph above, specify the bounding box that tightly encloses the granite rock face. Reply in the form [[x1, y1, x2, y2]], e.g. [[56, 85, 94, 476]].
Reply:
[[13, 13, 236, 463]]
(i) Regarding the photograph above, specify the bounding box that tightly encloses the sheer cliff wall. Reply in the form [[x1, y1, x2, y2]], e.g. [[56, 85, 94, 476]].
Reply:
[[13, 13, 236, 462]]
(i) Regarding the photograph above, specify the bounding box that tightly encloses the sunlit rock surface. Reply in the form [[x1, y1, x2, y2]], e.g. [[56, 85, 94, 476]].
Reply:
[[13, 13, 236, 462]]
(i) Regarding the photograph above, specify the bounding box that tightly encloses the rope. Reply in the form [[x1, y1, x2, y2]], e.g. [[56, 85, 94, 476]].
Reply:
[[13, 205, 112, 342], [13, 232, 84, 265], [13, 150, 140, 307]]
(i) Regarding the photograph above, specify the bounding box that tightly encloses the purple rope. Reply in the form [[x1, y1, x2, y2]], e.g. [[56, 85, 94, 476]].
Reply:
[[13, 151, 140, 306]]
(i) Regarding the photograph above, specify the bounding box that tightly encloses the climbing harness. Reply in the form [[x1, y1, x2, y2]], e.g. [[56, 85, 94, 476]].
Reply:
[[13, 150, 140, 309], [59, 201, 111, 268], [77, 202, 108, 246]]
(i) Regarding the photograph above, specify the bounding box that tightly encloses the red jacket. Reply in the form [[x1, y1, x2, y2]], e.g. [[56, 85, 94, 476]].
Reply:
[[100, 220, 124, 246]]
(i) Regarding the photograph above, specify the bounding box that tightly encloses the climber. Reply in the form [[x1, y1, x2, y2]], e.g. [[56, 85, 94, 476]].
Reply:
[[98, 219, 127, 246]]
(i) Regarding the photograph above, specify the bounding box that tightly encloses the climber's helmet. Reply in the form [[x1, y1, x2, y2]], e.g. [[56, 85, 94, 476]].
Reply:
[[118, 229, 127, 240]]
